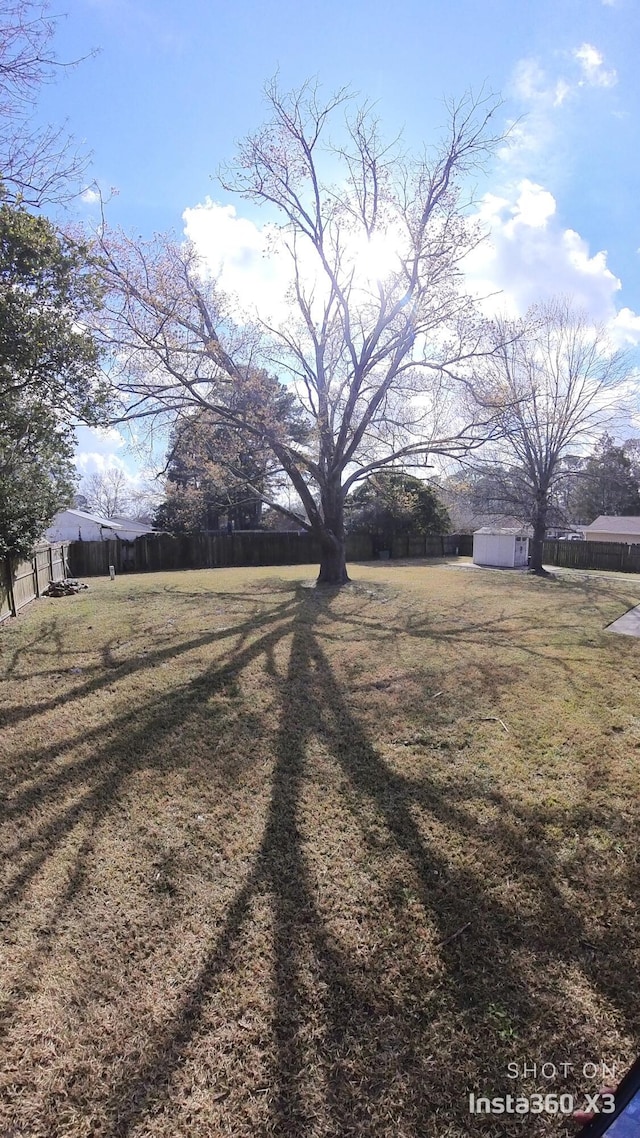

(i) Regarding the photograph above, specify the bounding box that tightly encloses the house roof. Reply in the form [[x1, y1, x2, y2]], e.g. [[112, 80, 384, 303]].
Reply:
[[56, 508, 124, 529], [54, 509, 156, 534], [585, 516, 640, 535], [108, 516, 156, 534]]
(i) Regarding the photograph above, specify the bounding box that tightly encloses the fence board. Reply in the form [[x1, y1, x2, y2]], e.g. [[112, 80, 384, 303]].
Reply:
[[48, 545, 67, 584], [12, 559, 38, 611], [0, 559, 15, 621]]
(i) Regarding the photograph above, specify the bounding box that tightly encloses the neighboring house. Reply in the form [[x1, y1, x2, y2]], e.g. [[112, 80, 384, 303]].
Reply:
[[583, 516, 640, 544], [45, 509, 157, 543]]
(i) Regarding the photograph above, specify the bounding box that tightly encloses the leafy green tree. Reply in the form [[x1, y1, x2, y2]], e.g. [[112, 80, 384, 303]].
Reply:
[[571, 433, 640, 522], [0, 202, 106, 558], [0, 204, 104, 412], [346, 472, 450, 548], [0, 399, 77, 558]]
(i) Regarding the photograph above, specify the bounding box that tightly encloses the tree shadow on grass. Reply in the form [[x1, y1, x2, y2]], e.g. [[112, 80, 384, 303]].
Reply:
[[1, 582, 639, 1137], [89, 591, 640, 1133]]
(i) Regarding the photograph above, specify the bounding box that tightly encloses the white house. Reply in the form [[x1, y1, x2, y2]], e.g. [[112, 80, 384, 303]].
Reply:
[[473, 527, 530, 568], [583, 516, 640, 544], [45, 509, 156, 543]]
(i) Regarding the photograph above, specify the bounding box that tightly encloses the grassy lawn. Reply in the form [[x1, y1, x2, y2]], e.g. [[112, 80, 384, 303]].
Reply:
[[1, 559, 640, 1137]]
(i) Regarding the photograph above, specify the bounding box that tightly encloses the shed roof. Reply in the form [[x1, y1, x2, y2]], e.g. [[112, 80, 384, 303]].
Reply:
[[473, 527, 529, 536], [585, 516, 640, 535]]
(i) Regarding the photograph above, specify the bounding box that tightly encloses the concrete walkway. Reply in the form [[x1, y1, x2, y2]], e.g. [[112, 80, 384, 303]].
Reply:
[[606, 605, 640, 638]]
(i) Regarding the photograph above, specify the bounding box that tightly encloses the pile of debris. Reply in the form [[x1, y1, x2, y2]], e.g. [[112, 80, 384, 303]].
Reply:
[[43, 578, 89, 598]]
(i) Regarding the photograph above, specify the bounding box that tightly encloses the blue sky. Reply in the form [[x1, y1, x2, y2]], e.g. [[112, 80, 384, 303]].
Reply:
[[37, 0, 640, 486]]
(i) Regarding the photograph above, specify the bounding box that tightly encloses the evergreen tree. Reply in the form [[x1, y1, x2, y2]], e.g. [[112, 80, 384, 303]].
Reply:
[[346, 472, 450, 548], [155, 373, 305, 533], [572, 434, 640, 522]]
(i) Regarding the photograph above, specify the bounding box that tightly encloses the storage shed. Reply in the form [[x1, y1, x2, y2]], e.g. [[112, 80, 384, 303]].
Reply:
[[473, 527, 529, 568]]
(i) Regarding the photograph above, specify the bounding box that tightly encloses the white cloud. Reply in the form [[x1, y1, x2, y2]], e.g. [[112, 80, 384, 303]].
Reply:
[[81, 187, 100, 205], [610, 307, 640, 346], [573, 43, 617, 88], [183, 200, 293, 324], [73, 425, 128, 476], [184, 197, 406, 328], [501, 62, 568, 168], [510, 180, 556, 228], [502, 45, 617, 170], [511, 59, 570, 108], [76, 425, 126, 453], [74, 453, 130, 477], [466, 180, 623, 321], [182, 186, 640, 371]]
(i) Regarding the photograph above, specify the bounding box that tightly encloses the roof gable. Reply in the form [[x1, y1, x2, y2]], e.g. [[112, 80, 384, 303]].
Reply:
[[587, 516, 640, 535]]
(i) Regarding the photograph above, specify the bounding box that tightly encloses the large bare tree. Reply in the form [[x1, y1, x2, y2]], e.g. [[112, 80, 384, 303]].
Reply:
[[476, 299, 631, 572], [92, 82, 508, 583]]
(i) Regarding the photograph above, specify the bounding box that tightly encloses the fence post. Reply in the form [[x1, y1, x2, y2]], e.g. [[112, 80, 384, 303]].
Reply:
[[6, 557, 16, 617]]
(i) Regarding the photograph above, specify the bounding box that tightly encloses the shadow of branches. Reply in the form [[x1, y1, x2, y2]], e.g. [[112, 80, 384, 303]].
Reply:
[[1, 577, 638, 1138]]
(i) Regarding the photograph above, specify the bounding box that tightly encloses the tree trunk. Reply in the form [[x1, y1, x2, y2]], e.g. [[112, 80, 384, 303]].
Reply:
[[316, 482, 350, 585], [529, 499, 548, 574], [317, 536, 349, 584]]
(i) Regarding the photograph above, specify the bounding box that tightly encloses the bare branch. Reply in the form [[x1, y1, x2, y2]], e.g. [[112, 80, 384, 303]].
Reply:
[[0, 2, 98, 206]]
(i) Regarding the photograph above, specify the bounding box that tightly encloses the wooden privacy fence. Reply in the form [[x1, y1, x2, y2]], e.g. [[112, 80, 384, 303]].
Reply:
[[543, 539, 640, 573], [69, 531, 367, 576], [1, 542, 70, 623], [391, 533, 473, 558], [68, 530, 473, 577]]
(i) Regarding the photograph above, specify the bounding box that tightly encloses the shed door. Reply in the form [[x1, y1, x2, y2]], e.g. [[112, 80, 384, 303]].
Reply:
[[514, 538, 528, 567]]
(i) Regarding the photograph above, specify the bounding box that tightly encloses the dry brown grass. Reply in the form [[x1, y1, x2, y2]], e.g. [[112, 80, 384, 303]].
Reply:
[[1, 559, 640, 1137]]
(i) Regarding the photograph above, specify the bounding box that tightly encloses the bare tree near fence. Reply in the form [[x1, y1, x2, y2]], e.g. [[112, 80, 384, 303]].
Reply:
[[81, 469, 133, 518], [472, 299, 632, 573], [91, 81, 510, 585]]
